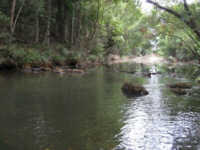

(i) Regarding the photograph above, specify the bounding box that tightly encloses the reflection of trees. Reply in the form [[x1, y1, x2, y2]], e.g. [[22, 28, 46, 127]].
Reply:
[[76, 69, 126, 149], [0, 63, 199, 150]]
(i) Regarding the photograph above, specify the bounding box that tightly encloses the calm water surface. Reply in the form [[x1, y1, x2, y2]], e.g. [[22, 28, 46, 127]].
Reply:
[[0, 63, 199, 150]]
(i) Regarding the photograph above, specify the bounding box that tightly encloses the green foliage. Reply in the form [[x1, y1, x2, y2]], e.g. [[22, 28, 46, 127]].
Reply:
[[0, 0, 199, 67], [7, 46, 43, 64], [0, 11, 9, 25], [51, 55, 66, 65], [0, 32, 15, 44], [88, 54, 97, 62]]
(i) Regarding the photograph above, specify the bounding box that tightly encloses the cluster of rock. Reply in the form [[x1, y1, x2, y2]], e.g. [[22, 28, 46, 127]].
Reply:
[[167, 82, 192, 95], [121, 82, 149, 96], [24, 67, 85, 74], [53, 68, 85, 74]]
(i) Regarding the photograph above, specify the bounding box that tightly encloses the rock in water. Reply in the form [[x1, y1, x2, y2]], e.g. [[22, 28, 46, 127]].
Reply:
[[53, 67, 65, 73], [171, 88, 187, 95], [66, 69, 85, 74], [121, 82, 149, 96], [167, 82, 192, 89]]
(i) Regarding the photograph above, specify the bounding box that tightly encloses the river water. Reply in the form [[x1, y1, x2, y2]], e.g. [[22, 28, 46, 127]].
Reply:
[[0, 63, 199, 150]]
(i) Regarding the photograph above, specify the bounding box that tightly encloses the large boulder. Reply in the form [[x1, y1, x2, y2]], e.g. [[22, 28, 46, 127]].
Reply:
[[121, 82, 149, 96]]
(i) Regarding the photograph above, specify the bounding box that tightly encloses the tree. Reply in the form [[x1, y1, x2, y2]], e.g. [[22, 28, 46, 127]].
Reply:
[[146, 0, 200, 60], [43, 0, 52, 45], [10, 0, 25, 34], [35, 0, 39, 43]]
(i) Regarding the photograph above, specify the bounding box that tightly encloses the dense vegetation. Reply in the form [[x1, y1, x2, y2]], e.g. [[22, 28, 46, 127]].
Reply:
[[0, 0, 199, 69]]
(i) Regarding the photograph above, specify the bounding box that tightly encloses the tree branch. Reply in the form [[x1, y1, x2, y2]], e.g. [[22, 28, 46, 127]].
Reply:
[[146, 0, 200, 40], [155, 32, 200, 59], [166, 21, 200, 47]]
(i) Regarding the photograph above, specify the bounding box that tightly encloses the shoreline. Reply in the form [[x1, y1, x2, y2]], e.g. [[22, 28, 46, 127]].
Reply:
[[0, 54, 199, 73]]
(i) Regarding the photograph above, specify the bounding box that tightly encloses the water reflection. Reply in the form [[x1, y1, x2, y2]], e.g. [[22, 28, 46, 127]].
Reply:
[[0, 63, 199, 150], [115, 65, 200, 150], [116, 74, 175, 150]]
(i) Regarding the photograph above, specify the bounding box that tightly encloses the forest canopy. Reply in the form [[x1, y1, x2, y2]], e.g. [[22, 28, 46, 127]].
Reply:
[[0, 0, 199, 68]]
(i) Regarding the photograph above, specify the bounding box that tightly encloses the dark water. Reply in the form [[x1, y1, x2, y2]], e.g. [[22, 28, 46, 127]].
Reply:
[[0, 63, 199, 150]]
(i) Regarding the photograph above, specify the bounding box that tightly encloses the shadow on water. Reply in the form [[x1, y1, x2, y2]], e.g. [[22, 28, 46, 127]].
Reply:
[[0, 63, 199, 150]]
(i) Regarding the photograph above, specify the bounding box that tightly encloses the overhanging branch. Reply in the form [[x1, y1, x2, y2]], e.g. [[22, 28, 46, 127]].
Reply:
[[146, 0, 200, 40], [155, 32, 200, 59]]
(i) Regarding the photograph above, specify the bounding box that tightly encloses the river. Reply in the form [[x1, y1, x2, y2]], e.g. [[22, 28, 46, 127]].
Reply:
[[0, 63, 199, 150]]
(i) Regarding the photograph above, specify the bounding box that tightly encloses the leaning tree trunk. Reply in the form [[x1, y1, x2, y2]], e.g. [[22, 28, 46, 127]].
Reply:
[[10, 0, 25, 34], [43, 0, 51, 45]]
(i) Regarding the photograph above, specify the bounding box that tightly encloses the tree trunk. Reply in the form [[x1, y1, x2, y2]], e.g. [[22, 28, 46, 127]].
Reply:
[[56, 0, 63, 34], [43, 0, 51, 45], [63, 0, 68, 43], [77, 1, 82, 44], [35, 0, 39, 43], [64, 13, 68, 43], [88, 0, 100, 51], [13, 0, 25, 32], [10, 0, 16, 34], [71, 4, 74, 45], [10, 0, 25, 34]]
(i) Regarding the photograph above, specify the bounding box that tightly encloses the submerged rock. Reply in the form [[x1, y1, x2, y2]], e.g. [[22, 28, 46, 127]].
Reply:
[[142, 72, 151, 77], [119, 70, 135, 74], [53, 67, 85, 74], [171, 88, 187, 95], [167, 82, 192, 89], [151, 71, 162, 75], [40, 67, 51, 72], [53, 67, 65, 73], [66, 69, 85, 74], [121, 82, 149, 96]]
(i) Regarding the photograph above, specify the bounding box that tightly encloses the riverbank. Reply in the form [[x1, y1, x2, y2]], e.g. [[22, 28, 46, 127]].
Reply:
[[0, 45, 199, 73]]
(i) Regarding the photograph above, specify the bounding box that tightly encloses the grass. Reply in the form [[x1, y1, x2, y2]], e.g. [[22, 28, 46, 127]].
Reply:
[[0, 44, 98, 70]]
